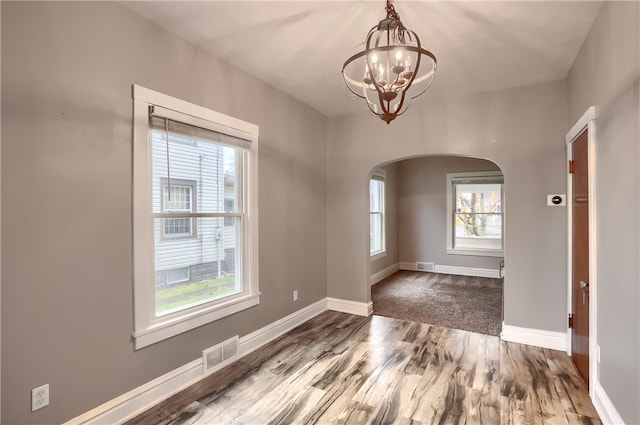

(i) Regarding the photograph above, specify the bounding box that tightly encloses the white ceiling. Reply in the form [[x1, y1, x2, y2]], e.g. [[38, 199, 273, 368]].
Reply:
[[122, 1, 603, 117]]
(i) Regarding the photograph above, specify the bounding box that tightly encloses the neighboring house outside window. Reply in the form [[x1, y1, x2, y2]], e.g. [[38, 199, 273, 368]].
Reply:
[[446, 171, 504, 257], [132, 85, 260, 349], [166, 266, 190, 285], [161, 180, 196, 239], [224, 198, 234, 226], [370, 169, 386, 259]]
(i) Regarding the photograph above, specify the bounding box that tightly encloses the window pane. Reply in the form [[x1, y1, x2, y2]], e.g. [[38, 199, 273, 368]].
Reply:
[[455, 183, 501, 214], [154, 217, 241, 316], [164, 185, 191, 212], [224, 198, 235, 226], [454, 213, 502, 250], [370, 177, 385, 255], [164, 217, 192, 236], [166, 267, 189, 284], [151, 131, 239, 214], [370, 180, 383, 212], [221, 146, 239, 213], [455, 213, 502, 237], [370, 213, 382, 253]]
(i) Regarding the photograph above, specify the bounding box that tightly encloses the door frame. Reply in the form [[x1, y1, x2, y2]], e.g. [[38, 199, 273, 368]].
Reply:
[[565, 106, 597, 396]]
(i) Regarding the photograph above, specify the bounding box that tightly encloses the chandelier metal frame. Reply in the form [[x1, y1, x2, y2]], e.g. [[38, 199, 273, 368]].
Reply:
[[342, 0, 437, 124]]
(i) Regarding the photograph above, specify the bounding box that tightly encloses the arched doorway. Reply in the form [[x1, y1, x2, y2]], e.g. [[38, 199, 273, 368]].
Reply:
[[367, 155, 505, 336]]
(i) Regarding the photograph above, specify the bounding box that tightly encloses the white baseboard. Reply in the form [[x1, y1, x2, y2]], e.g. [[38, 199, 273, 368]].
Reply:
[[65, 299, 328, 425], [399, 262, 500, 279], [501, 323, 567, 351], [593, 380, 626, 425], [326, 297, 372, 317], [238, 299, 327, 356], [399, 262, 417, 271], [64, 359, 204, 425], [434, 265, 501, 279], [370, 263, 399, 285]]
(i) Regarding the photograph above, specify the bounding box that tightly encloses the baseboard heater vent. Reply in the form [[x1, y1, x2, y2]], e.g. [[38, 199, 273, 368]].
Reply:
[[202, 336, 239, 376], [416, 262, 435, 272]]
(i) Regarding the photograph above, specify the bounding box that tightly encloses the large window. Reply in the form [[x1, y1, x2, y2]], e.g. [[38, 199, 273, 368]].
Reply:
[[447, 171, 504, 257], [370, 170, 386, 258], [132, 85, 259, 349]]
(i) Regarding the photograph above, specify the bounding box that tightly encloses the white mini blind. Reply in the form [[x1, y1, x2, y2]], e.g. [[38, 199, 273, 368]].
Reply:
[[451, 176, 503, 185], [149, 106, 252, 149]]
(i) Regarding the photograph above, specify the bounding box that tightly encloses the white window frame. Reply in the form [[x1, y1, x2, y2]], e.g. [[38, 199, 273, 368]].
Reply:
[[132, 85, 260, 349], [370, 169, 386, 260], [446, 171, 504, 257]]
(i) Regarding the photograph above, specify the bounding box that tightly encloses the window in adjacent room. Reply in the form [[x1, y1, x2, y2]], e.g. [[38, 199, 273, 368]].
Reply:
[[446, 171, 504, 257], [132, 85, 260, 349], [370, 169, 386, 259]]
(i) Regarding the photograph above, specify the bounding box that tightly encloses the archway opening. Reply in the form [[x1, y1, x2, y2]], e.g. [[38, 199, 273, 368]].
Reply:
[[367, 154, 505, 336]]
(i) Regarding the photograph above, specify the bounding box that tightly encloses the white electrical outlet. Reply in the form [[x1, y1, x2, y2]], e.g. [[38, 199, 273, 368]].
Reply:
[[32, 384, 49, 411], [293, 290, 298, 301]]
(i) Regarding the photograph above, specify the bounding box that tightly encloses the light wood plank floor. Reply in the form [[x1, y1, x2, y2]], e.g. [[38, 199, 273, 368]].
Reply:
[[127, 311, 600, 425]]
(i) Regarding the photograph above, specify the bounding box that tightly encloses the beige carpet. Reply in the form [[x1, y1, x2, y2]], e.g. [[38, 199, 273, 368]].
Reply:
[[371, 270, 503, 336]]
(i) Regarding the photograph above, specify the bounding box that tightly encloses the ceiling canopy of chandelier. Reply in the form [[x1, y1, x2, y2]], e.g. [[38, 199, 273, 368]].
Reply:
[[342, 0, 437, 124]]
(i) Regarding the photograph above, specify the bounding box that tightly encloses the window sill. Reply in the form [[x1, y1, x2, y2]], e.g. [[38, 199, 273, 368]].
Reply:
[[447, 248, 504, 258], [133, 293, 260, 349], [370, 250, 387, 261]]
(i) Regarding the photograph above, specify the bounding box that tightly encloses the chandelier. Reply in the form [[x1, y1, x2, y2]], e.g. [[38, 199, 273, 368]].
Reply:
[[342, 0, 437, 124]]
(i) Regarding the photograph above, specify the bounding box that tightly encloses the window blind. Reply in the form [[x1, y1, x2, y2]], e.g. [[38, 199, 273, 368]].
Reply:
[[149, 106, 251, 149], [451, 175, 503, 185]]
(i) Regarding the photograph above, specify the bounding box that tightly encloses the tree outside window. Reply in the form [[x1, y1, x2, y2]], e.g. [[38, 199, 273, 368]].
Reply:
[[447, 172, 504, 255], [455, 183, 502, 244]]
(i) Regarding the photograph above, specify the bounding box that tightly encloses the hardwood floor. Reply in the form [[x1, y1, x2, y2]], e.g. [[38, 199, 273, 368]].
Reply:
[[127, 311, 600, 425]]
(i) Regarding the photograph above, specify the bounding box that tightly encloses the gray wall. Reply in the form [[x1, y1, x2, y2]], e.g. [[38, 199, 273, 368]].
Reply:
[[327, 80, 568, 330], [567, 2, 640, 423], [1, 2, 327, 424], [370, 163, 399, 278], [0, 2, 3, 417], [396, 156, 503, 270], [2, 1, 638, 424]]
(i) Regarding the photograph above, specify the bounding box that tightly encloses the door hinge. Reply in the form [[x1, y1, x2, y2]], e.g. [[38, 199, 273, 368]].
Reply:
[[569, 160, 575, 174], [568, 314, 574, 329]]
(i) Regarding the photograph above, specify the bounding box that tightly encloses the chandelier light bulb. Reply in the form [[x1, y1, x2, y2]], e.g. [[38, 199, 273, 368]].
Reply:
[[392, 48, 405, 75], [378, 64, 387, 88]]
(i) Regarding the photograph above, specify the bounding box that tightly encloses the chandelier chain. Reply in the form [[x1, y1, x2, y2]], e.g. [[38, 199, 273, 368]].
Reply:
[[385, 0, 401, 22], [385, 1, 405, 44]]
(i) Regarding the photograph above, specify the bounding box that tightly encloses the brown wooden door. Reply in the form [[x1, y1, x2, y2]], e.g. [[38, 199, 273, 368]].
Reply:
[[571, 129, 589, 386]]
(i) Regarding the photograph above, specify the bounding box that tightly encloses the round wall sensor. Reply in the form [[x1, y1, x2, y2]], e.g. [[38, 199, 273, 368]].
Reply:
[[547, 194, 566, 206]]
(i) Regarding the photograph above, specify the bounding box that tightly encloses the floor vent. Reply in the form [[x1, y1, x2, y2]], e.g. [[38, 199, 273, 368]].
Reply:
[[202, 336, 239, 376], [416, 262, 435, 272]]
